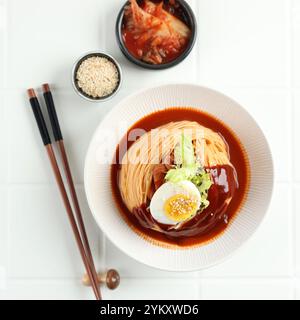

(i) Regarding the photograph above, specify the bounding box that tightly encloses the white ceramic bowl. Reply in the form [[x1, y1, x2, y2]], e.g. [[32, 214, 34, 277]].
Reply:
[[84, 84, 274, 271]]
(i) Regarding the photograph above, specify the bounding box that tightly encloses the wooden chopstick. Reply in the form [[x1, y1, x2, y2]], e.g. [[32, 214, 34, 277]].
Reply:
[[27, 89, 101, 300], [41, 83, 100, 287]]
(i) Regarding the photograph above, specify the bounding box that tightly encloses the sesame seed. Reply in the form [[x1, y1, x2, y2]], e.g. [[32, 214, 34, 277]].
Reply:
[[169, 197, 197, 217], [76, 56, 119, 98]]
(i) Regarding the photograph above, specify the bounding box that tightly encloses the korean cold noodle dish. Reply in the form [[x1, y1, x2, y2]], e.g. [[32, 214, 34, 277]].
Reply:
[[122, 0, 192, 65], [111, 108, 250, 247]]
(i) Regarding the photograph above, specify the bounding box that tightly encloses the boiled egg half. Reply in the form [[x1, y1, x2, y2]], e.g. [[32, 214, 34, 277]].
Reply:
[[149, 180, 201, 225]]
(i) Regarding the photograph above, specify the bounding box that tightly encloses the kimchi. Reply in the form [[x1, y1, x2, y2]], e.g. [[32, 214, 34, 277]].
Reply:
[[122, 0, 191, 65]]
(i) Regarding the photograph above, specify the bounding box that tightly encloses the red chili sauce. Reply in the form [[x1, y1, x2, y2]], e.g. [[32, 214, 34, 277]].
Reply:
[[111, 108, 250, 247]]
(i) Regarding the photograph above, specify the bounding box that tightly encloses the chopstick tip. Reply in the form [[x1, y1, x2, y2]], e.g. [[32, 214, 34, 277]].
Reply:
[[42, 83, 50, 93], [27, 88, 36, 99]]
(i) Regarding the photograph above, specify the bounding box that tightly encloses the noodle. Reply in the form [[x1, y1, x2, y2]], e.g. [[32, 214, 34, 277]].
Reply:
[[118, 121, 232, 212]]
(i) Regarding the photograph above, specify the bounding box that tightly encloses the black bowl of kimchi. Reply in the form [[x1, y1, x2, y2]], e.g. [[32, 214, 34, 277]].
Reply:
[[116, 0, 197, 70]]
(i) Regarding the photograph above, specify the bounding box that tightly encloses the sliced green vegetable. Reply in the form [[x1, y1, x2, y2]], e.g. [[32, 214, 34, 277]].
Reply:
[[191, 171, 213, 194], [165, 164, 198, 183], [174, 133, 195, 167]]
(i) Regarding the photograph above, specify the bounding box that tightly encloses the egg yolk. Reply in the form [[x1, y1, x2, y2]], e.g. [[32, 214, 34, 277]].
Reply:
[[164, 194, 199, 223]]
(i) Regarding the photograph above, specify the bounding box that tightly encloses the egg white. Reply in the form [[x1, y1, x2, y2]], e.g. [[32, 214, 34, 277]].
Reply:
[[149, 180, 201, 225]]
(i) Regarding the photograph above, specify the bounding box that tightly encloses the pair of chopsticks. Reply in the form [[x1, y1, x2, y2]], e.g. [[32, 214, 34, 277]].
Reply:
[[27, 84, 102, 300]]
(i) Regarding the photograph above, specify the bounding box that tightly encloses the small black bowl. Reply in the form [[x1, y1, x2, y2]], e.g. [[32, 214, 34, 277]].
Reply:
[[116, 0, 197, 70]]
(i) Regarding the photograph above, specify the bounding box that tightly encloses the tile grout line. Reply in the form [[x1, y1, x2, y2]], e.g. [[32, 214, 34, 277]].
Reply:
[[194, 0, 202, 300], [2, 0, 8, 90], [191, 0, 199, 84], [281, 0, 296, 299], [293, 187, 298, 299], [194, 0, 201, 85], [6, 185, 12, 280], [190, 275, 297, 281], [288, 0, 297, 299], [4, 85, 300, 94], [3, 0, 10, 287], [7, 275, 300, 282], [100, 3, 106, 53]]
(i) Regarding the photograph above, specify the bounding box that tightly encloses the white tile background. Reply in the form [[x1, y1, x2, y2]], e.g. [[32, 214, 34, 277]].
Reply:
[[0, 0, 299, 300]]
